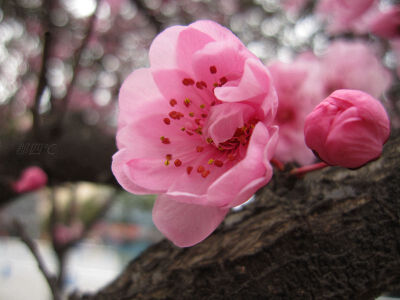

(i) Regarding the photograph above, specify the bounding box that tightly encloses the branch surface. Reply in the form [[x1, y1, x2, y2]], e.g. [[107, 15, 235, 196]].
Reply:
[[74, 133, 400, 300]]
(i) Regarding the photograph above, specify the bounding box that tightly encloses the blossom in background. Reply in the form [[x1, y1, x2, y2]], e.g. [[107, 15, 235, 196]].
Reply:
[[112, 20, 278, 247], [12, 166, 48, 193], [304, 89, 390, 169], [316, 0, 377, 34], [319, 40, 392, 99], [281, 0, 309, 15], [269, 53, 323, 165], [369, 5, 400, 39], [391, 39, 400, 79]]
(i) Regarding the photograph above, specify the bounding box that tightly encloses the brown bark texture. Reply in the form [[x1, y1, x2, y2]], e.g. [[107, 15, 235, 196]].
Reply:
[[76, 133, 400, 300]]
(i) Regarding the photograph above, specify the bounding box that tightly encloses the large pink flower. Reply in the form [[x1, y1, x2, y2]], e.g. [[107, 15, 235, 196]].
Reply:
[[12, 166, 48, 193], [304, 89, 390, 169], [269, 53, 324, 165], [112, 21, 278, 247], [320, 40, 392, 99]]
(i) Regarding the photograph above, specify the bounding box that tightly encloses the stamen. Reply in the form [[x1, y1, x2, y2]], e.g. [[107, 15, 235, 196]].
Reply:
[[210, 66, 217, 74], [214, 160, 224, 167], [163, 118, 171, 125], [195, 118, 201, 125], [206, 137, 213, 144], [208, 159, 214, 165], [186, 131, 194, 136], [166, 154, 172, 160], [164, 160, 170, 166], [186, 166, 193, 175], [194, 128, 203, 135], [184, 98, 191, 107], [197, 165, 205, 173], [181, 127, 186, 131], [160, 136, 171, 144], [169, 99, 177, 106], [201, 170, 210, 178], [201, 113, 208, 118], [189, 112, 195, 117], [220, 77, 228, 86], [200, 104, 205, 109], [174, 159, 182, 167], [169, 111, 184, 120], [182, 78, 195, 86], [196, 146, 204, 152]]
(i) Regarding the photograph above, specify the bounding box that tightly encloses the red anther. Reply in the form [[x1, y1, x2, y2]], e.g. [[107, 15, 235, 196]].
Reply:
[[161, 137, 170, 144], [169, 99, 177, 106], [166, 154, 172, 160], [169, 111, 178, 119], [227, 153, 236, 160], [186, 131, 194, 136], [196, 146, 204, 152], [186, 166, 193, 175], [189, 112, 194, 117], [163, 118, 171, 125], [182, 78, 195, 86], [197, 165, 205, 173], [201, 113, 208, 118], [214, 160, 224, 167], [211, 101, 216, 106], [210, 66, 217, 74], [220, 77, 228, 86], [201, 170, 210, 178], [196, 82, 204, 89], [174, 159, 182, 167], [195, 118, 201, 125]]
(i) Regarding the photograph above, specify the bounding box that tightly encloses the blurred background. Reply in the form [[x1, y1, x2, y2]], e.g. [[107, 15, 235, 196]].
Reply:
[[0, 0, 399, 299]]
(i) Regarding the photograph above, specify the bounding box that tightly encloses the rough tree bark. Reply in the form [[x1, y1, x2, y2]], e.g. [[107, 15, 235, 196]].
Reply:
[[73, 133, 400, 300]]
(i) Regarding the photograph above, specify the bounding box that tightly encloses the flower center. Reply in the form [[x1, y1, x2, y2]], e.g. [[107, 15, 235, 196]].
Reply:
[[158, 65, 255, 178]]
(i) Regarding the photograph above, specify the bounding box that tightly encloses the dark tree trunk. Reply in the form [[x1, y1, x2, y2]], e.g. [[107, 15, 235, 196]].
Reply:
[[74, 133, 400, 300]]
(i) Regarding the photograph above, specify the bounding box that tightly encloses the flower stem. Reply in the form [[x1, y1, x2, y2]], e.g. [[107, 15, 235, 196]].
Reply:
[[290, 162, 329, 177]]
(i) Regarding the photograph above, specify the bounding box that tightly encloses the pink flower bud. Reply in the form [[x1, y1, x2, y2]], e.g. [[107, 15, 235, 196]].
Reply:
[[12, 166, 48, 193], [304, 89, 390, 169]]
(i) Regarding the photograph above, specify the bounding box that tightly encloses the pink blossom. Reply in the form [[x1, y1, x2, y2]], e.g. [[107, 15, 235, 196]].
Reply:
[[369, 5, 400, 39], [12, 166, 48, 193], [53, 222, 83, 246], [269, 53, 323, 165], [112, 20, 278, 247], [316, 0, 377, 34], [304, 89, 390, 169], [320, 40, 392, 99]]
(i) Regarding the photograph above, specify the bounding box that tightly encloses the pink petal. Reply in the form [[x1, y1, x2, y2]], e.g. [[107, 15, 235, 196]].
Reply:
[[152, 194, 229, 247], [118, 68, 164, 129], [214, 58, 277, 121], [112, 149, 158, 194], [190, 20, 242, 42], [149, 25, 185, 69], [207, 124, 278, 207], [191, 40, 252, 88], [176, 27, 215, 73], [204, 103, 255, 145]]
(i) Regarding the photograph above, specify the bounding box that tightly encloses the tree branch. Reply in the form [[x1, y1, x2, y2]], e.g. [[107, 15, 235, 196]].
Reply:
[[74, 132, 400, 300], [12, 219, 61, 300]]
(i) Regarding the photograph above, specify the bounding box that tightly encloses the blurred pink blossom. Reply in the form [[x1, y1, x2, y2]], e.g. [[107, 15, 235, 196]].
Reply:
[[369, 5, 400, 39], [269, 53, 323, 165], [320, 40, 392, 99], [12, 166, 47, 193], [316, 0, 378, 34], [304, 89, 390, 169], [53, 222, 83, 246], [391, 39, 400, 78], [112, 20, 278, 247]]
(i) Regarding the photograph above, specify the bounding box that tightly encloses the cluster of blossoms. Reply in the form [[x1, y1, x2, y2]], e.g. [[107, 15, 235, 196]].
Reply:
[[113, 20, 391, 247]]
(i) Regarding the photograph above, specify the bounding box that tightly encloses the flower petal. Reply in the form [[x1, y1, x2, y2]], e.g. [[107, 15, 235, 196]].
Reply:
[[153, 194, 229, 247], [118, 68, 164, 128], [207, 124, 278, 207], [204, 102, 255, 145], [149, 25, 185, 69]]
